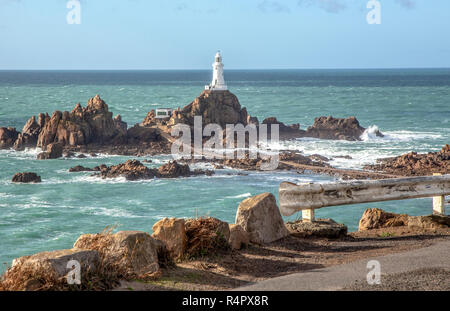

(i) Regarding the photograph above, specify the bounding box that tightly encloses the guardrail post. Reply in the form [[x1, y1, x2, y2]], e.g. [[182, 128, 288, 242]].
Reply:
[[302, 209, 315, 222], [432, 173, 445, 215]]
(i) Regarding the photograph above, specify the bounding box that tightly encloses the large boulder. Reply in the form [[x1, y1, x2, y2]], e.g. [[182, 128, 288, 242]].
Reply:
[[2, 249, 99, 291], [152, 218, 187, 260], [228, 224, 250, 250], [286, 219, 347, 238], [12, 172, 42, 183], [235, 193, 289, 244], [37, 142, 63, 160], [358, 208, 410, 231], [73, 231, 159, 278], [0, 127, 19, 149]]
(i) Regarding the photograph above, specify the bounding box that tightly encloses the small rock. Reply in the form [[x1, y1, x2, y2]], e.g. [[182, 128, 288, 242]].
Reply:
[[69, 165, 94, 172], [12, 172, 41, 183], [228, 224, 249, 250]]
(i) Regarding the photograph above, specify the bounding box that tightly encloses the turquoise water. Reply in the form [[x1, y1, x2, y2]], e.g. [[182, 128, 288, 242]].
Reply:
[[0, 69, 449, 271]]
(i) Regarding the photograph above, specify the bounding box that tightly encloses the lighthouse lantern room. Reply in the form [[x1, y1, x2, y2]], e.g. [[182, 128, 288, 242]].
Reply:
[[205, 51, 228, 91]]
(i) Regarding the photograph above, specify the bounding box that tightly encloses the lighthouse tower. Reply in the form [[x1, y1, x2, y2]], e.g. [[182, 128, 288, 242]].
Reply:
[[205, 51, 228, 91]]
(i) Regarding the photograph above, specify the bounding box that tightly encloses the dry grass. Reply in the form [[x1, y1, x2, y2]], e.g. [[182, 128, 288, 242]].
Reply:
[[184, 217, 230, 258]]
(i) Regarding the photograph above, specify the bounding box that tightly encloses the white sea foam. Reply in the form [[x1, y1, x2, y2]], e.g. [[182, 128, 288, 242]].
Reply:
[[225, 193, 252, 199]]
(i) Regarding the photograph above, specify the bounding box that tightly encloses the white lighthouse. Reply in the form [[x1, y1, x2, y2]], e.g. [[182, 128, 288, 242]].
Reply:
[[205, 51, 228, 91]]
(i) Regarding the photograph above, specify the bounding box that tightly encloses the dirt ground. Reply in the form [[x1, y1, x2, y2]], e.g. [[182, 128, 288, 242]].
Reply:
[[114, 227, 450, 291]]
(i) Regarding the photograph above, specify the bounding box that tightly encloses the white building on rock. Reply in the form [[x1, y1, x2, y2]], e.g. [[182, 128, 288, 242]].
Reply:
[[205, 51, 228, 91]]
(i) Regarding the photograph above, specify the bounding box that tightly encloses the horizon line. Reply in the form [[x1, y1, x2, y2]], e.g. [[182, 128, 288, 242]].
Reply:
[[1, 67, 450, 71]]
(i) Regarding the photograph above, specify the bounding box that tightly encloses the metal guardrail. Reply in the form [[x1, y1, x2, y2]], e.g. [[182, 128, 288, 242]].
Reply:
[[279, 174, 450, 222]]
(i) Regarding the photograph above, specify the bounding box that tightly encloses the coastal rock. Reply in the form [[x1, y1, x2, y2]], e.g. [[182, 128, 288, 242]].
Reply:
[[0, 127, 19, 149], [228, 224, 249, 250], [126, 124, 161, 144], [358, 208, 409, 231], [364, 144, 450, 176], [98, 159, 158, 180], [74, 231, 159, 278], [152, 218, 187, 260], [11, 172, 42, 183], [13, 114, 46, 150], [235, 193, 289, 244], [185, 217, 230, 257], [158, 161, 191, 178], [36, 95, 127, 149], [5, 249, 100, 291], [69, 165, 94, 172], [305, 116, 377, 141], [261, 117, 304, 140], [37, 142, 63, 160], [166, 90, 249, 128], [286, 219, 347, 238]]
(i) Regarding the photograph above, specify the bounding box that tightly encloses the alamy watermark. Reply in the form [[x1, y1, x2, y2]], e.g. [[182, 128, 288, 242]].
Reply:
[[66, 259, 81, 285], [366, 260, 381, 285], [66, 0, 81, 25], [367, 0, 381, 24], [170, 116, 280, 170]]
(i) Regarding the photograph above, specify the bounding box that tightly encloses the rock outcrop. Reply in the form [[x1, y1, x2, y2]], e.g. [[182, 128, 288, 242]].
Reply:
[[365, 144, 450, 176], [93, 160, 211, 180], [0, 127, 19, 149], [235, 193, 289, 244], [12, 172, 42, 183], [36, 95, 127, 149], [305, 116, 379, 141], [261, 117, 304, 140], [73, 231, 160, 278], [152, 218, 187, 260], [168, 90, 249, 128], [37, 142, 63, 160]]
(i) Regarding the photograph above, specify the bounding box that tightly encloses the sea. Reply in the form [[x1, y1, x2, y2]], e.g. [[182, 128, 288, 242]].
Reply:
[[0, 69, 449, 271]]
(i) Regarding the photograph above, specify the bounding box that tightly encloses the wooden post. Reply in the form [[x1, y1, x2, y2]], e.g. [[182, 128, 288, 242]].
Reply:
[[433, 173, 445, 215], [302, 209, 315, 222]]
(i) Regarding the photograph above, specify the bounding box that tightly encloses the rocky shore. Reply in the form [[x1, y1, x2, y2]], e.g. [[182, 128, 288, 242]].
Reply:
[[365, 144, 450, 176], [1, 91, 380, 160], [0, 191, 448, 291]]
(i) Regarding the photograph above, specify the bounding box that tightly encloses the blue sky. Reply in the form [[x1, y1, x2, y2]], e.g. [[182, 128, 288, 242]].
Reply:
[[0, 0, 449, 69]]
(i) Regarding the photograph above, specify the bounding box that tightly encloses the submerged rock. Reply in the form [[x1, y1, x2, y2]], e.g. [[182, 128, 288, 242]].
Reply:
[[12, 172, 42, 183]]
